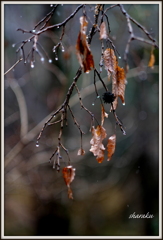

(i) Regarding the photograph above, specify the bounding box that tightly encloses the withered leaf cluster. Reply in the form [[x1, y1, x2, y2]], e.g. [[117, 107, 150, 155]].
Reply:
[[90, 105, 116, 163]]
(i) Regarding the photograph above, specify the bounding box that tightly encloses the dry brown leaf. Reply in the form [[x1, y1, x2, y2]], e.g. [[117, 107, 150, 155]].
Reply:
[[148, 48, 155, 69], [101, 105, 108, 126], [76, 16, 94, 73], [77, 148, 85, 156], [117, 66, 126, 105], [80, 15, 88, 34], [100, 22, 108, 40], [107, 134, 116, 161], [103, 48, 117, 75], [103, 48, 118, 109], [62, 166, 76, 199], [103, 48, 126, 110], [90, 125, 107, 163]]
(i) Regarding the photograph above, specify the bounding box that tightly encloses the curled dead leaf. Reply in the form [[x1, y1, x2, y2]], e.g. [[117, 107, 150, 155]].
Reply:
[[148, 52, 155, 69], [100, 22, 108, 40], [101, 105, 108, 126], [116, 66, 126, 105], [104, 48, 126, 110], [90, 125, 107, 163], [77, 148, 85, 156], [76, 16, 94, 73], [107, 134, 116, 161], [62, 166, 75, 199]]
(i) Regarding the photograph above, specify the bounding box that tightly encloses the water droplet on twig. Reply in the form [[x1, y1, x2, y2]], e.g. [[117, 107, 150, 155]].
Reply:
[[12, 44, 15, 48], [55, 57, 58, 61], [31, 62, 34, 68], [36, 142, 39, 147], [48, 59, 52, 63], [92, 103, 95, 106], [40, 57, 44, 62]]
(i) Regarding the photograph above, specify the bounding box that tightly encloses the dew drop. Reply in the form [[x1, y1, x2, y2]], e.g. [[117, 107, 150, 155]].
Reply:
[[50, 4, 53, 7], [31, 62, 34, 68], [123, 131, 126, 135], [86, 71, 90, 74], [55, 57, 58, 61], [57, 26, 60, 29], [32, 29, 36, 33], [97, 95, 100, 99], [118, 56, 121, 59], [92, 103, 95, 106], [36, 142, 39, 147], [122, 102, 125, 106], [61, 46, 65, 52], [28, 39, 31, 42], [12, 44, 15, 48], [48, 59, 52, 63], [40, 57, 44, 62]]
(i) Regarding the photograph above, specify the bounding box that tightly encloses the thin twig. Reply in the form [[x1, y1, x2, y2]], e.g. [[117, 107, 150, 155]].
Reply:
[[37, 4, 85, 35], [34, 4, 59, 30], [4, 58, 23, 75]]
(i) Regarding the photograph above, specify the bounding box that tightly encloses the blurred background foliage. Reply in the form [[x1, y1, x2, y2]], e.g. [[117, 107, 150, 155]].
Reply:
[[4, 3, 159, 237]]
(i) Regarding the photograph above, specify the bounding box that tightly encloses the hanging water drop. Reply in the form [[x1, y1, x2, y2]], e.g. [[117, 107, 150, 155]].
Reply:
[[12, 43, 15, 48], [55, 57, 58, 61], [118, 56, 121, 59], [123, 130, 126, 135], [28, 39, 31, 42], [40, 57, 44, 62], [48, 59, 52, 63], [97, 95, 100, 99], [31, 62, 34, 68], [32, 29, 36, 33], [61, 46, 65, 52], [57, 26, 60, 29], [36, 142, 39, 147], [50, 4, 53, 7], [92, 103, 95, 106], [86, 71, 90, 74], [122, 102, 125, 106]]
